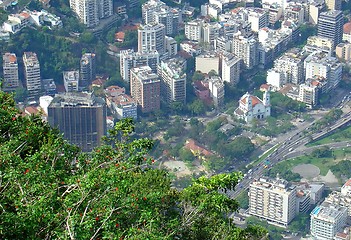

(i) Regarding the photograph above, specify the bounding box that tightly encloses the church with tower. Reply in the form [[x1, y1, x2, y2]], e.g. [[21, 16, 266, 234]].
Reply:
[[234, 91, 271, 123]]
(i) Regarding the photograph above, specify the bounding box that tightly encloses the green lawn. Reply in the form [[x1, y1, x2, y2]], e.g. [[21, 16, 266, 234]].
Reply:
[[270, 147, 351, 176], [307, 125, 351, 147]]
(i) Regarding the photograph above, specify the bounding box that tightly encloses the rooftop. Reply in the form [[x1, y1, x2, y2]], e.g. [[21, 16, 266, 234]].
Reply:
[[49, 92, 104, 108], [344, 22, 351, 34], [311, 205, 347, 222]]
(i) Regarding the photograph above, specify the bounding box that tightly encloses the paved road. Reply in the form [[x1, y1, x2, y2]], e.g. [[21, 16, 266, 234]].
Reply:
[[227, 111, 351, 199]]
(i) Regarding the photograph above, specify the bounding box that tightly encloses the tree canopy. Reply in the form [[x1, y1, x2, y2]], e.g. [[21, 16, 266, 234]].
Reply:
[[0, 90, 267, 239]]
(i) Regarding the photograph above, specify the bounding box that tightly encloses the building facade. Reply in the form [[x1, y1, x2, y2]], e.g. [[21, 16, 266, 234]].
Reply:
[[63, 70, 80, 92], [138, 23, 166, 54], [119, 49, 159, 82], [232, 34, 258, 69], [310, 205, 348, 240], [248, 177, 297, 227], [336, 43, 351, 62], [69, 0, 113, 27], [221, 52, 241, 85], [2, 53, 19, 91], [48, 92, 107, 152], [23, 52, 41, 98], [157, 57, 187, 104], [130, 66, 160, 113], [317, 10, 343, 49], [80, 53, 96, 88]]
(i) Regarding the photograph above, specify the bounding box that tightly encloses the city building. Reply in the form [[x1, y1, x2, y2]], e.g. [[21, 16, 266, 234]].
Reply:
[[130, 66, 160, 113], [343, 21, 351, 43], [248, 177, 296, 227], [184, 19, 203, 41], [119, 49, 159, 82], [196, 52, 220, 74], [48, 92, 107, 152], [80, 53, 96, 88], [2, 53, 19, 91], [308, 0, 325, 25], [221, 52, 241, 85], [207, 76, 225, 107], [324, 179, 351, 221], [180, 41, 202, 56], [284, 4, 305, 26], [69, 0, 113, 27], [138, 23, 166, 54], [2, 12, 30, 34], [232, 34, 258, 69], [262, 3, 283, 26], [142, 0, 165, 24], [268, 48, 306, 86], [325, 0, 341, 10], [157, 57, 187, 104], [42, 78, 57, 96], [202, 22, 222, 45], [23, 52, 41, 98], [304, 51, 342, 91], [294, 182, 325, 213], [104, 86, 137, 119], [310, 205, 348, 240], [234, 91, 271, 122], [317, 10, 343, 49], [165, 36, 178, 57], [304, 36, 334, 55], [336, 43, 351, 62], [247, 8, 269, 32], [63, 70, 80, 92], [299, 77, 327, 108]]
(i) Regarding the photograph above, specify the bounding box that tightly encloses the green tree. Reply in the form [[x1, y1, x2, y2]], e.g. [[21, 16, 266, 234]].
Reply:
[[79, 31, 96, 44], [188, 99, 206, 115], [0, 90, 267, 239]]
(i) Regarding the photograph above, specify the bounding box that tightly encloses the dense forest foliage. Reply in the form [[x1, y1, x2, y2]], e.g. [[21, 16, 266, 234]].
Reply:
[[0, 90, 267, 239]]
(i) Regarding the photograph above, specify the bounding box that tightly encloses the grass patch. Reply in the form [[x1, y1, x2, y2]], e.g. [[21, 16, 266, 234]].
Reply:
[[235, 189, 249, 209], [269, 147, 351, 177], [307, 125, 351, 147]]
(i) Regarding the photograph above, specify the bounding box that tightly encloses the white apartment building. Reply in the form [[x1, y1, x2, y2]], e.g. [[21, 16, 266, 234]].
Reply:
[[63, 70, 80, 92], [142, 0, 166, 24], [208, 76, 225, 107], [119, 49, 159, 82], [324, 179, 351, 220], [69, 0, 113, 27], [104, 86, 137, 120], [304, 36, 334, 55], [270, 48, 306, 85], [2, 53, 19, 91], [185, 20, 203, 41], [247, 8, 269, 32], [157, 57, 187, 104], [196, 52, 220, 74], [23, 52, 41, 98], [165, 36, 178, 57], [266, 69, 285, 90], [310, 205, 347, 240], [232, 34, 258, 69], [138, 23, 166, 54], [221, 52, 241, 85], [3, 12, 30, 34], [304, 51, 342, 91], [202, 22, 222, 44], [284, 4, 305, 25], [299, 78, 324, 108], [248, 177, 296, 227]]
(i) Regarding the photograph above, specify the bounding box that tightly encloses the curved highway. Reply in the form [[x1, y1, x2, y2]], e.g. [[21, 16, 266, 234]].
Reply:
[[228, 111, 351, 199]]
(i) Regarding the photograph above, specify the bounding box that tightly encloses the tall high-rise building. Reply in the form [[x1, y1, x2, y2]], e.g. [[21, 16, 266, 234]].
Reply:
[[232, 34, 258, 69], [142, 0, 180, 35], [2, 53, 19, 91], [157, 57, 187, 104], [48, 92, 107, 152], [23, 52, 41, 98], [138, 23, 166, 54], [310, 205, 347, 239], [221, 52, 241, 85], [69, 0, 113, 28], [325, 0, 341, 10], [119, 49, 159, 82], [130, 66, 160, 113], [80, 53, 96, 88], [249, 177, 297, 227], [317, 10, 343, 49]]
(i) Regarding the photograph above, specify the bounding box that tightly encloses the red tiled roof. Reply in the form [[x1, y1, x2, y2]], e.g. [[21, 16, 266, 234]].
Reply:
[[115, 32, 125, 42], [241, 95, 262, 107], [344, 22, 351, 34], [344, 179, 351, 187], [185, 139, 213, 156], [25, 106, 39, 115]]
